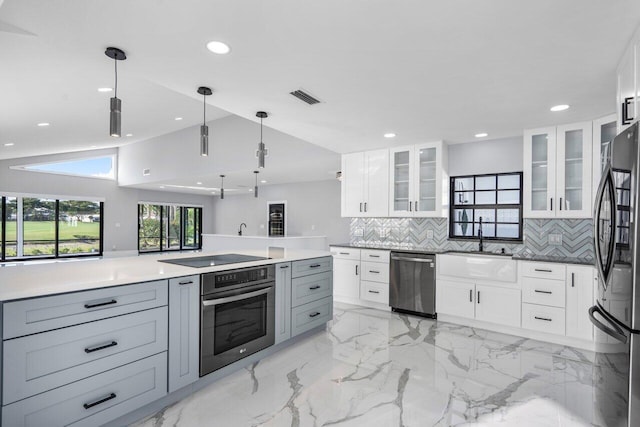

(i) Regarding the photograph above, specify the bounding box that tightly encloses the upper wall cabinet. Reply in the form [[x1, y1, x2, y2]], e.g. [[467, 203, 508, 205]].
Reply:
[[524, 122, 592, 218], [341, 149, 389, 217], [617, 35, 638, 132], [592, 114, 617, 193], [389, 141, 448, 217]]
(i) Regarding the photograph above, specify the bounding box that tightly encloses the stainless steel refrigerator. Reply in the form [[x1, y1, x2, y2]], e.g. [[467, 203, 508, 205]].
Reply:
[[589, 121, 639, 427]]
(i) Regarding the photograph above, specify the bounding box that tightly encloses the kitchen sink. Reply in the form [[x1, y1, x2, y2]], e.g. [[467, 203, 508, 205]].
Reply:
[[439, 251, 517, 283], [446, 250, 513, 257]]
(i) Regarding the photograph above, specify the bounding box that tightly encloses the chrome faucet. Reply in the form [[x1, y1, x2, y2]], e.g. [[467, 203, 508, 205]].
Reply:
[[238, 223, 247, 236], [478, 216, 483, 252]]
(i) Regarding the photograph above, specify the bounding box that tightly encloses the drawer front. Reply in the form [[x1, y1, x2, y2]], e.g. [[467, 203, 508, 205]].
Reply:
[[522, 303, 566, 335], [4, 280, 168, 339], [329, 247, 360, 261], [291, 296, 333, 337], [292, 257, 332, 278], [520, 261, 566, 280], [291, 271, 332, 308], [361, 261, 389, 283], [361, 249, 390, 263], [3, 306, 168, 405], [2, 352, 167, 427], [522, 277, 566, 308], [360, 281, 389, 305]]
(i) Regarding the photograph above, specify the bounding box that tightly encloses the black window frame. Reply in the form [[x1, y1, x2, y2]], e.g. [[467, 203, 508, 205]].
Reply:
[[0, 196, 104, 262], [137, 204, 203, 254], [449, 172, 523, 242]]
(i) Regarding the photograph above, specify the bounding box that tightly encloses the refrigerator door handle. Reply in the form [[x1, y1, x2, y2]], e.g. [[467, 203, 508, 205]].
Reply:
[[593, 166, 617, 289], [589, 305, 628, 344]]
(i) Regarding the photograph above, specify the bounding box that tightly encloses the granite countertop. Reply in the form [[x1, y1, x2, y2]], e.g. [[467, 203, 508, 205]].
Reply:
[[330, 243, 594, 266], [0, 249, 331, 302]]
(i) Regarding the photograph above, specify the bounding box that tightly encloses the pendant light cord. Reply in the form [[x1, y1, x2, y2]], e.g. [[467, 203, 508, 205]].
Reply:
[[114, 59, 118, 98], [203, 93, 206, 124], [260, 116, 263, 142]]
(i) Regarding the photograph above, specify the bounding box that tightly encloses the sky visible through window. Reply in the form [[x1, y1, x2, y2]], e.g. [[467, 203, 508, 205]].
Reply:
[[23, 156, 114, 179]]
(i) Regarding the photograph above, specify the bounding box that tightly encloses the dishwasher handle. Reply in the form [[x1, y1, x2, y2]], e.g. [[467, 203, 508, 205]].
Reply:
[[391, 255, 434, 263]]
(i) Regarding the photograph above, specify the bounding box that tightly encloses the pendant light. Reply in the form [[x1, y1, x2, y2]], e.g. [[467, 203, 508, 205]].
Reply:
[[219, 175, 225, 199], [105, 47, 127, 137], [255, 111, 268, 168], [254, 170, 259, 198], [197, 86, 213, 156]]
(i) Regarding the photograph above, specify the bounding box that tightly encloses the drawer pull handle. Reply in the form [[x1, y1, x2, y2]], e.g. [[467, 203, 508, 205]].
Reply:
[[534, 316, 552, 322], [534, 290, 553, 294], [309, 264, 321, 268], [369, 255, 380, 258], [178, 280, 193, 285], [571, 272, 575, 287], [83, 393, 117, 410], [369, 270, 380, 274], [84, 299, 117, 309], [339, 252, 350, 255], [280, 265, 290, 269], [309, 312, 321, 318], [85, 341, 118, 353], [309, 285, 321, 290], [469, 289, 473, 302], [368, 290, 380, 294], [534, 269, 553, 273]]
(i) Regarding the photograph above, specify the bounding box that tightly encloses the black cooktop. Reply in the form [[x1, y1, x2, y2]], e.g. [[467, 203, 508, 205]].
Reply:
[[158, 254, 270, 268]]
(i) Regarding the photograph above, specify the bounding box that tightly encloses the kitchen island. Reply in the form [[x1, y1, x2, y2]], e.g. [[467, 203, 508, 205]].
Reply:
[[0, 249, 333, 427]]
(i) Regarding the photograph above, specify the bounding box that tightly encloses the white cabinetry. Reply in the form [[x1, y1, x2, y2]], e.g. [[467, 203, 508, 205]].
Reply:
[[389, 141, 448, 217], [524, 122, 592, 218], [359, 249, 390, 304], [330, 246, 390, 308], [436, 279, 474, 319], [341, 149, 389, 217], [592, 114, 618, 193], [331, 247, 361, 299], [275, 262, 292, 344], [168, 275, 200, 393], [617, 38, 637, 132], [565, 265, 595, 341]]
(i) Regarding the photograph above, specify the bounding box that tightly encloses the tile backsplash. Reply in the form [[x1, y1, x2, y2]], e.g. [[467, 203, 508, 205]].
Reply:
[[349, 217, 594, 261]]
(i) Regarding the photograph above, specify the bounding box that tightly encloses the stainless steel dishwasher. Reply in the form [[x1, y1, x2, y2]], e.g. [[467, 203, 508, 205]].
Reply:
[[390, 251, 436, 318]]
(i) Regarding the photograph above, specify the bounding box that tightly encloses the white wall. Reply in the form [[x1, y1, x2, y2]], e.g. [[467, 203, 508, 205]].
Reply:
[[448, 136, 523, 176], [211, 180, 349, 247], [0, 148, 215, 253]]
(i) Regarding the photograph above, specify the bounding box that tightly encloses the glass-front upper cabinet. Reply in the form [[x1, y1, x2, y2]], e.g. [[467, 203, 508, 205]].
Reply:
[[592, 114, 618, 196], [524, 127, 556, 217], [389, 141, 448, 217]]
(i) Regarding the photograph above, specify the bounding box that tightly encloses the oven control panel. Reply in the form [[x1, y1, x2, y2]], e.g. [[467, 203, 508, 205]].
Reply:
[[202, 265, 275, 295]]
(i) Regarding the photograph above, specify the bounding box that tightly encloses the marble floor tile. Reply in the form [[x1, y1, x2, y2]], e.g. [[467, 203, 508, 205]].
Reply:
[[132, 303, 602, 427]]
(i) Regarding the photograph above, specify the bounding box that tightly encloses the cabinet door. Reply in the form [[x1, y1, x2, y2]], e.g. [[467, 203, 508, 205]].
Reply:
[[332, 259, 360, 299], [435, 279, 474, 319], [556, 122, 592, 218], [565, 265, 595, 341], [341, 152, 365, 217], [413, 141, 446, 217], [524, 127, 557, 218], [389, 146, 414, 216], [592, 114, 617, 196], [275, 262, 292, 344], [363, 149, 389, 217], [617, 43, 636, 132], [475, 284, 521, 327], [168, 275, 200, 393]]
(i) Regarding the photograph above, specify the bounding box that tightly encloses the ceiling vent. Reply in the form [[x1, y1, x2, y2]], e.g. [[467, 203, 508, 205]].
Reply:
[[290, 89, 321, 105]]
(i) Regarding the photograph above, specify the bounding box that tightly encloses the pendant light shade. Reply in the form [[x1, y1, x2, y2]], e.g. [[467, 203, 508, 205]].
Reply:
[[255, 111, 268, 168], [105, 47, 126, 138], [254, 170, 259, 198], [220, 175, 225, 200], [197, 86, 213, 156]]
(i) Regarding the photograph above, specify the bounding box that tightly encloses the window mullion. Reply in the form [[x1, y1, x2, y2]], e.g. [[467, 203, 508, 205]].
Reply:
[[54, 200, 59, 257], [17, 197, 23, 257]]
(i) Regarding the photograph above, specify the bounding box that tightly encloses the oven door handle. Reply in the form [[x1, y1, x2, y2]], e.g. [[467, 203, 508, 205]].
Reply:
[[202, 286, 272, 306]]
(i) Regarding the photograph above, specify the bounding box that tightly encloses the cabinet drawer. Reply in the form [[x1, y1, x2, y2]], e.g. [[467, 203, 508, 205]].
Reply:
[[291, 296, 333, 336], [291, 271, 332, 307], [361, 261, 389, 283], [330, 247, 361, 261], [3, 306, 168, 405], [361, 249, 390, 263], [360, 281, 389, 305], [2, 352, 167, 427], [292, 257, 332, 278], [522, 303, 566, 335], [520, 261, 566, 280], [3, 280, 168, 339], [522, 277, 566, 308]]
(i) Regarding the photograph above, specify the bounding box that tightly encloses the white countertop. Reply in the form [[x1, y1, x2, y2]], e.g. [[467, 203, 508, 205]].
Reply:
[[0, 249, 331, 302], [203, 234, 327, 240]]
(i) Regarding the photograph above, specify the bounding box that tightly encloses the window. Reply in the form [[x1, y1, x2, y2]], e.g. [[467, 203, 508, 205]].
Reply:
[[11, 155, 116, 180], [449, 172, 523, 241], [0, 196, 103, 261], [138, 203, 202, 253]]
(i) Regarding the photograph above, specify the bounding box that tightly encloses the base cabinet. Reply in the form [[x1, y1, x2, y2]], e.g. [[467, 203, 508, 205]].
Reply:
[[333, 258, 360, 299], [475, 284, 521, 327], [436, 279, 474, 319], [275, 262, 292, 345], [565, 265, 595, 341], [168, 275, 200, 393], [290, 257, 333, 338]]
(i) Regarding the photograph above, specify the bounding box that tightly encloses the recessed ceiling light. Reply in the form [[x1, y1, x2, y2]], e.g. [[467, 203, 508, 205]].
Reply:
[[475, 133, 488, 138], [97, 87, 113, 92], [159, 185, 165, 189], [37, 122, 50, 127], [260, 179, 267, 183], [550, 104, 570, 112], [384, 133, 396, 138], [206, 41, 231, 55], [197, 181, 203, 185], [126, 133, 133, 137], [175, 117, 183, 121], [90, 145, 97, 148], [249, 188, 253, 192], [3, 143, 14, 147]]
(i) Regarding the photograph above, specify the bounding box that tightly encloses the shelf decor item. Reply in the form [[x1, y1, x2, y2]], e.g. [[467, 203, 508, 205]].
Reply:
[[104, 47, 126, 138], [197, 86, 213, 156]]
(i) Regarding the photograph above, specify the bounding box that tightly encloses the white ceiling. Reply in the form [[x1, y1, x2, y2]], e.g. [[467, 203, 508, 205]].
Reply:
[[1, 1, 639, 172]]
